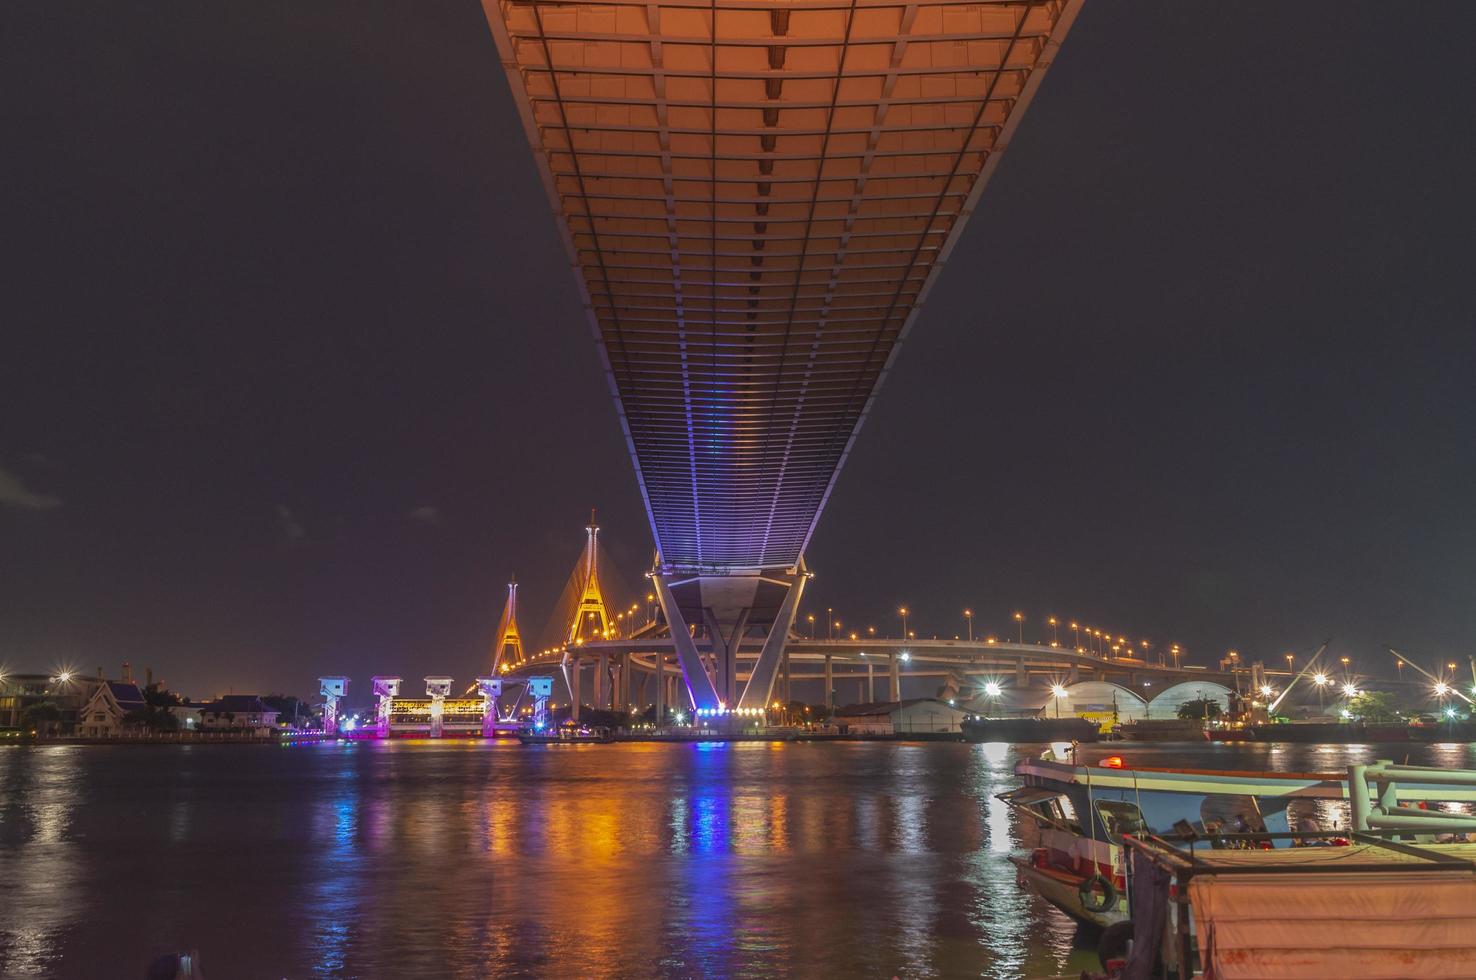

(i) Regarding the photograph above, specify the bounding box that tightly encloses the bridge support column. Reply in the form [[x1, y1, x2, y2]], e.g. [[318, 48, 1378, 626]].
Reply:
[[824, 655, 833, 712], [653, 652, 664, 726], [618, 652, 630, 712], [867, 662, 875, 702], [1016, 659, 1028, 686], [889, 653, 901, 702], [596, 654, 609, 709], [736, 568, 807, 711], [704, 609, 751, 708], [651, 573, 722, 710]]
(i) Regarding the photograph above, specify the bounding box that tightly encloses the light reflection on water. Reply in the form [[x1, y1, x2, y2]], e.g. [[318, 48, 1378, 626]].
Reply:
[[1, 739, 1473, 978]]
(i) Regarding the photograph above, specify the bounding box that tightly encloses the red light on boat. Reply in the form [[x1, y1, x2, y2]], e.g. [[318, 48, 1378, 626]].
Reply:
[[1100, 756, 1125, 769]]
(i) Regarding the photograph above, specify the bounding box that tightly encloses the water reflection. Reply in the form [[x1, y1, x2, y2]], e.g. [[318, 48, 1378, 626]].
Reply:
[[0, 747, 83, 977], [5, 739, 1475, 977]]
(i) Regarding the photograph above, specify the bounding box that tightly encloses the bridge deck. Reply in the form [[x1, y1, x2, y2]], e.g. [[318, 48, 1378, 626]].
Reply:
[[482, 0, 1084, 569]]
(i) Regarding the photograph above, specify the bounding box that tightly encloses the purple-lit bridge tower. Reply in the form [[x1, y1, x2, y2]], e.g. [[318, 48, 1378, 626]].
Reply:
[[482, 0, 1085, 712]]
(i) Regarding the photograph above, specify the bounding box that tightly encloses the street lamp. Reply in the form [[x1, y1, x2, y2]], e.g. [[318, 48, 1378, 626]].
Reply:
[[984, 681, 1002, 697], [827, 607, 834, 640], [807, 614, 815, 639], [1341, 683, 1358, 699], [1313, 672, 1329, 711], [1170, 644, 1181, 669], [1013, 611, 1024, 644], [898, 606, 909, 639], [1070, 621, 1080, 648], [1284, 653, 1295, 673], [1047, 616, 1058, 645], [1051, 683, 1067, 718], [964, 609, 973, 642]]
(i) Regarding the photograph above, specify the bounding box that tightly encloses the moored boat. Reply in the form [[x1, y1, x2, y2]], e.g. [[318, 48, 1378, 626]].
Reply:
[[961, 715, 1099, 743], [517, 724, 613, 744], [999, 746, 1476, 958]]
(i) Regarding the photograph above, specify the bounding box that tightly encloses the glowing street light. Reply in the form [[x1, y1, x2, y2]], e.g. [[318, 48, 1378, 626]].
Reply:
[[1070, 621, 1080, 648], [1313, 673, 1329, 686], [964, 608, 973, 642], [1341, 683, 1358, 698], [983, 681, 1002, 697], [1259, 684, 1274, 698], [898, 606, 909, 639], [1012, 611, 1024, 644], [1435, 682, 1450, 697], [1050, 683, 1067, 718], [1047, 616, 1058, 645]]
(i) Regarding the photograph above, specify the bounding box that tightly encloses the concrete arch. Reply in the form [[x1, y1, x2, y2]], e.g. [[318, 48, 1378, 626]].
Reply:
[[1058, 681, 1148, 723], [1147, 681, 1234, 720]]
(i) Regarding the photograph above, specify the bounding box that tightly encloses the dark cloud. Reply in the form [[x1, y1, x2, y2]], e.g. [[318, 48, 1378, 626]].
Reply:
[[0, 465, 60, 510]]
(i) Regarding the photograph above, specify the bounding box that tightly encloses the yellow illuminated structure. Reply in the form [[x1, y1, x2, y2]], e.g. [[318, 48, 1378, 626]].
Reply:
[[567, 511, 612, 645], [491, 579, 525, 673]]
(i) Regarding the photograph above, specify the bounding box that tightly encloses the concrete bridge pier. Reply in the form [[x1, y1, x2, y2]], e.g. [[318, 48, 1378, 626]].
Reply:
[[889, 653, 901, 702], [617, 652, 631, 712], [824, 654, 833, 711], [653, 652, 664, 725]]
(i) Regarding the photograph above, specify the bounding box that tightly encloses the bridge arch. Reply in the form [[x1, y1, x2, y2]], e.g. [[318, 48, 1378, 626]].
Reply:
[[1147, 681, 1235, 720], [1058, 682, 1147, 723]]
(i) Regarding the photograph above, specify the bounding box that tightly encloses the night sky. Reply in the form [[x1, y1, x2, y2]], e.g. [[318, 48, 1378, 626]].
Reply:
[[4, 1, 1474, 699]]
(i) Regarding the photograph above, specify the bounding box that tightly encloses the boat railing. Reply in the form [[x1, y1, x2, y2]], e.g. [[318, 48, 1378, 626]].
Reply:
[[1350, 760, 1476, 832], [1125, 827, 1476, 874]]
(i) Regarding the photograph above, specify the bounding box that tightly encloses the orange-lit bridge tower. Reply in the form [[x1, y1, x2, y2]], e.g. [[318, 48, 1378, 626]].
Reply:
[[481, 0, 1084, 712]]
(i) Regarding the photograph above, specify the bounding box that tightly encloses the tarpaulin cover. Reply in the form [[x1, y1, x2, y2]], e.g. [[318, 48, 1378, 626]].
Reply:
[[1188, 859, 1476, 979]]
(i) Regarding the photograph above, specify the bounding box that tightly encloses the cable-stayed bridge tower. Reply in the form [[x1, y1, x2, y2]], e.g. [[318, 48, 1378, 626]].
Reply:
[[567, 511, 612, 645], [482, 0, 1084, 711], [490, 579, 525, 675]]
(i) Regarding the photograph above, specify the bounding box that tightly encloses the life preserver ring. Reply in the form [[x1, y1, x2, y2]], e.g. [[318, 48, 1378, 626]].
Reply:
[[1079, 873, 1117, 914]]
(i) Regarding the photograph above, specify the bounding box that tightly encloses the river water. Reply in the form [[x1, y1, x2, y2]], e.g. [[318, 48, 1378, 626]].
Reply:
[[2, 739, 1473, 979]]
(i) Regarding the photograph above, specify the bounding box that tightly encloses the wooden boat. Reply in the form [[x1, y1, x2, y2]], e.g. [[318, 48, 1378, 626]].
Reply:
[[999, 748, 1476, 945]]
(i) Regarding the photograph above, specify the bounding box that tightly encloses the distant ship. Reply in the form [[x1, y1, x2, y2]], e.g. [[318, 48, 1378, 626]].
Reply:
[[960, 716, 1099, 743]]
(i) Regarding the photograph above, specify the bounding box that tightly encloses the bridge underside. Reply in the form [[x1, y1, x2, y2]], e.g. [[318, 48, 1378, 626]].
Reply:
[[482, 0, 1084, 707]]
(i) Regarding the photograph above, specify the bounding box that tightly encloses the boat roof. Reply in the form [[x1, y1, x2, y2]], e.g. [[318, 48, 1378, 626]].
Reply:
[[1018, 758, 1476, 803]]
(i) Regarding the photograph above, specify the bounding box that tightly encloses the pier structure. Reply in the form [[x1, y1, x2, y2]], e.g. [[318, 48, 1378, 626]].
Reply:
[[319, 676, 349, 735], [477, 677, 503, 736], [372, 676, 401, 737], [526, 676, 554, 730]]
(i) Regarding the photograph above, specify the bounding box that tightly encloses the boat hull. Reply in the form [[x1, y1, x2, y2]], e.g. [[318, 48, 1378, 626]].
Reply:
[[1008, 856, 1127, 928]]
